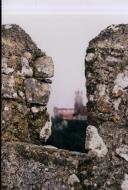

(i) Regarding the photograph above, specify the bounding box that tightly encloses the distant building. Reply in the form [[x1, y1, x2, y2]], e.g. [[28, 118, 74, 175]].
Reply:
[[53, 90, 87, 120], [53, 107, 75, 120], [74, 90, 85, 115]]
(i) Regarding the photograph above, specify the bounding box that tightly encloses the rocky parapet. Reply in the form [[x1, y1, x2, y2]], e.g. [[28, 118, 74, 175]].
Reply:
[[85, 24, 128, 127], [2, 24, 54, 144], [1, 142, 90, 189], [2, 24, 90, 190], [84, 24, 128, 189], [2, 23, 128, 190]]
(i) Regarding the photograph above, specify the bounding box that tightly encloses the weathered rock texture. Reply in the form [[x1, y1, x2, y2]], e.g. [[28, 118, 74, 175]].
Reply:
[[2, 142, 90, 189], [85, 24, 128, 127], [2, 23, 128, 190], [2, 24, 54, 144], [85, 125, 108, 158], [2, 24, 90, 190], [84, 24, 128, 189]]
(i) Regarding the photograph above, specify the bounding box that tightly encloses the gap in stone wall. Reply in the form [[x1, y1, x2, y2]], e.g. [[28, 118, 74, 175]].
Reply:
[[42, 66, 89, 153], [45, 119, 88, 153], [42, 90, 88, 153]]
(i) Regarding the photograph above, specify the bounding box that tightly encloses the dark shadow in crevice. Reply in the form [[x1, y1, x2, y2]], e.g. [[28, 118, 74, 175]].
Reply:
[[45, 118, 88, 153]]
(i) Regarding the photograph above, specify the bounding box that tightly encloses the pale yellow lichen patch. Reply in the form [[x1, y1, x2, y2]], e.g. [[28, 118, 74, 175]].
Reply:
[[2, 38, 23, 50], [2, 38, 17, 47]]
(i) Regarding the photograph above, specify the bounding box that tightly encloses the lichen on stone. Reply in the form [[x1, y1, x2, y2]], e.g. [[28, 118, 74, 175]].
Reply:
[[2, 24, 53, 143]]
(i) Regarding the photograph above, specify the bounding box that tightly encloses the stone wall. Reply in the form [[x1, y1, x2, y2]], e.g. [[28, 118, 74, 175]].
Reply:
[[2, 24, 90, 190], [2, 24, 54, 144], [2, 24, 128, 190], [85, 24, 128, 127], [2, 142, 90, 189], [84, 24, 128, 189]]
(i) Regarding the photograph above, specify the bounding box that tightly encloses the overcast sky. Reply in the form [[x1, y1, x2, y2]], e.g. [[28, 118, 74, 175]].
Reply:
[[2, 0, 128, 13], [2, 0, 128, 115]]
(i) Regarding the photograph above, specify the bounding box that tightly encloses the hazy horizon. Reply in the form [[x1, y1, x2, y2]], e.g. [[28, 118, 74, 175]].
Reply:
[[2, 12, 128, 115]]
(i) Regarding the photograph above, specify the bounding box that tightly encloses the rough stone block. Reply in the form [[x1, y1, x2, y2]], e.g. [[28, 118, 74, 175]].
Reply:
[[34, 56, 54, 78], [2, 100, 30, 142], [85, 24, 128, 127], [24, 78, 50, 105], [2, 24, 54, 144], [2, 74, 18, 99], [1, 142, 90, 189], [85, 125, 108, 158]]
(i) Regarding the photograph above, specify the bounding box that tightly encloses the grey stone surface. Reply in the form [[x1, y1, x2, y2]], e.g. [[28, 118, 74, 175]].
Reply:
[[2, 24, 53, 143], [85, 24, 128, 127], [2, 23, 128, 190], [83, 24, 128, 189], [85, 125, 108, 158], [40, 120, 52, 142], [24, 78, 50, 105], [2, 74, 18, 99], [68, 174, 83, 190], [1, 142, 90, 190], [121, 174, 128, 190], [116, 144, 128, 161], [34, 56, 54, 78]]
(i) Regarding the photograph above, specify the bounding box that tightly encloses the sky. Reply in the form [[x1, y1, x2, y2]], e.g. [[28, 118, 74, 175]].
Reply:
[[2, 0, 128, 14], [2, 0, 128, 115]]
